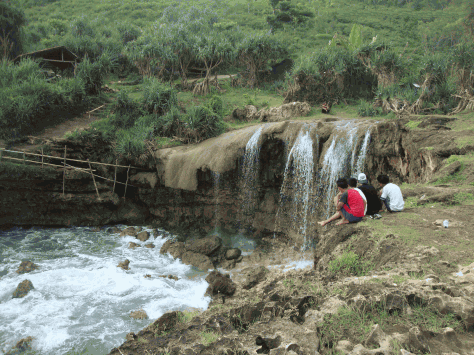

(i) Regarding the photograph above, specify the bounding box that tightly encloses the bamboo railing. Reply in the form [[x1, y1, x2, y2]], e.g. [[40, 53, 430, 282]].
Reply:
[[0, 147, 146, 199]]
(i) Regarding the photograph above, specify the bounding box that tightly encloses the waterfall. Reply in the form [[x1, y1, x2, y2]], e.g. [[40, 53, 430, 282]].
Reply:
[[353, 128, 371, 176], [274, 128, 315, 250], [239, 126, 264, 229], [319, 122, 359, 217]]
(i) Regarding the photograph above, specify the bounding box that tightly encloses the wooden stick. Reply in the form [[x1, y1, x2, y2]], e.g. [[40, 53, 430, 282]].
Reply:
[[124, 164, 131, 198], [0, 148, 2, 163], [23, 152, 25, 165], [62, 146, 66, 196], [41, 147, 44, 170], [88, 159, 101, 199], [0, 148, 141, 169], [113, 158, 117, 193]]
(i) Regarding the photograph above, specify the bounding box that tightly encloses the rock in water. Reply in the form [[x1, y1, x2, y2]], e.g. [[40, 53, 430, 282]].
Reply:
[[128, 242, 140, 249], [130, 309, 148, 320], [185, 236, 222, 256], [16, 261, 39, 274], [12, 280, 34, 298], [119, 227, 138, 237], [117, 259, 130, 270], [136, 231, 150, 241], [205, 270, 236, 297], [225, 248, 242, 260]]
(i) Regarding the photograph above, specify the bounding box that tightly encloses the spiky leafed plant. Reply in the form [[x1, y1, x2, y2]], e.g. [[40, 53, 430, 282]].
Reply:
[[237, 32, 288, 88], [142, 77, 178, 115]]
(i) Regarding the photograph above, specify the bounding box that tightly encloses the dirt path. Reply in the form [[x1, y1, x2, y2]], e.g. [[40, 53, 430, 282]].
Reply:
[[0, 109, 106, 153]]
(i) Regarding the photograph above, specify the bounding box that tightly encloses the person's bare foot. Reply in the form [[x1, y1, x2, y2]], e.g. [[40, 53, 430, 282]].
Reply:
[[318, 221, 327, 226], [335, 220, 349, 225]]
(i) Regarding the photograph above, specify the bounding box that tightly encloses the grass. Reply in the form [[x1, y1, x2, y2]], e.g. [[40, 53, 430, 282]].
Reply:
[[177, 310, 200, 324], [0, 160, 60, 180], [319, 300, 464, 352], [328, 251, 373, 277], [199, 331, 219, 346], [405, 120, 422, 129]]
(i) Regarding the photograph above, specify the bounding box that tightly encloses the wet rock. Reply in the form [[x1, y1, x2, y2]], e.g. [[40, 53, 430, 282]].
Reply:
[[219, 259, 237, 270], [144, 274, 151, 278], [117, 259, 130, 270], [107, 226, 121, 234], [147, 311, 181, 335], [225, 248, 242, 260], [181, 251, 214, 271], [130, 309, 148, 319], [159, 275, 179, 281], [185, 236, 222, 256], [12, 280, 34, 298], [205, 270, 237, 297], [91, 227, 101, 232], [145, 243, 155, 248], [5, 336, 34, 355], [160, 240, 186, 259], [136, 231, 150, 242], [256, 335, 282, 353], [120, 227, 138, 237], [16, 261, 39, 274], [129, 242, 140, 249], [152, 229, 163, 238], [242, 266, 269, 290], [125, 332, 137, 341]]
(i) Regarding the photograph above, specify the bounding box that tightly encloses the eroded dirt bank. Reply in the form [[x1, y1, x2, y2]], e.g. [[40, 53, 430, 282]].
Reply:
[[106, 190, 474, 354]]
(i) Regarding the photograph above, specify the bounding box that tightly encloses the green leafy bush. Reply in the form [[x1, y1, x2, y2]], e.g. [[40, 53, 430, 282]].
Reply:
[[109, 89, 144, 129], [204, 95, 225, 118], [142, 77, 178, 115], [357, 100, 379, 117]]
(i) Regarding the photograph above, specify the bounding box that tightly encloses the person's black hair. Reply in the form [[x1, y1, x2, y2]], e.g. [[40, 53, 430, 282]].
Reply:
[[348, 177, 358, 187], [336, 178, 348, 189], [377, 175, 390, 184]]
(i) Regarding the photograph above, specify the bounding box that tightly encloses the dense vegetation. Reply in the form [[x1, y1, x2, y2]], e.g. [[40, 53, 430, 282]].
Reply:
[[0, 0, 473, 160]]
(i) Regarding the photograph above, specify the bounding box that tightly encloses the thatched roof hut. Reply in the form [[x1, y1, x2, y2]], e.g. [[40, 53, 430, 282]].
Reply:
[[13, 46, 79, 71]]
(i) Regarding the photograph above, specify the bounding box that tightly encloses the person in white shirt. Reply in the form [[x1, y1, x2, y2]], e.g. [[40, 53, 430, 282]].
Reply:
[[376, 175, 404, 212]]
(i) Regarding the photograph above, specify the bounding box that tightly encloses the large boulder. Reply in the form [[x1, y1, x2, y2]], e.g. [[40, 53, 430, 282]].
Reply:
[[16, 261, 39, 274], [136, 231, 150, 242], [12, 280, 34, 298], [205, 270, 237, 297], [180, 251, 214, 271], [258, 102, 311, 122], [130, 309, 148, 320], [146, 311, 181, 335], [232, 105, 258, 121], [120, 227, 138, 237], [185, 236, 222, 256], [225, 248, 242, 260], [241, 266, 269, 290], [160, 240, 186, 259]]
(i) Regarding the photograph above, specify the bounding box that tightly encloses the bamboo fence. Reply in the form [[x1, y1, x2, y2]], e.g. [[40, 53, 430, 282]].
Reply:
[[0, 147, 145, 198]]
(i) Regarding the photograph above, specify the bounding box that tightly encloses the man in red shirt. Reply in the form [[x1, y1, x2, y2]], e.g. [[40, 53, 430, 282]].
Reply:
[[318, 178, 366, 226]]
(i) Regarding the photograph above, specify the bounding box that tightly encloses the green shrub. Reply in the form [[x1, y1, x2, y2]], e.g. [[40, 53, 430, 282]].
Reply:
[[160, 106, 184, 138], [142, 77, 178, 115], [204, 94, 225, 118], [357, 100, 379, 117], [110, 89, 144, 129], [75, 50, 118, 95], [184, 105, 225, 141]]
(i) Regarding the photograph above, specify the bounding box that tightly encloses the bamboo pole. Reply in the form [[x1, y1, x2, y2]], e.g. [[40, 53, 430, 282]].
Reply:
[[0, 148, 141, 169], [0, 155, 96, 172], [41, 147, 44, 170], [63, 146, 66, 196], [0, 148, 2, 163], [124, 164, 131, 198], [23, 152, 25, 165], [113, 158, 117, 193], [88, 159, 101, 199]]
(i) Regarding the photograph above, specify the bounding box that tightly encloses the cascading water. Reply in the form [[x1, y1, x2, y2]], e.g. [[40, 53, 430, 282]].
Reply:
[[353, 128, 371, 176], [238, 126, 263, 230], [318, 121, 359, 218], [0, 226, 211, 355], [274, 128, 315, 250]]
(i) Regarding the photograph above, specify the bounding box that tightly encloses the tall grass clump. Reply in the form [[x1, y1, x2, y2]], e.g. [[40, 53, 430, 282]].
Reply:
[[142, 77, 178, 115], [75, 50, 118, 95]]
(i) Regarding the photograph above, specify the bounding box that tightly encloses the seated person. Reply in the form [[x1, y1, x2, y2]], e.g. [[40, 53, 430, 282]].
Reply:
[[348, 177, 367, 215], [377, 175, 405, 212], [318, 178, 366, 226], [356, 173, 382, 216]]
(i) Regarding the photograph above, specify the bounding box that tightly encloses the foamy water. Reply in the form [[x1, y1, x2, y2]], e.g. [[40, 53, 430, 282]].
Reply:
[[0, 225, 211, 355]]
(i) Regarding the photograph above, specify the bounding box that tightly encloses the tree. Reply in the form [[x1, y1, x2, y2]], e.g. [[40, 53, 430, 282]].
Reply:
[[237, 32, 288, 87], [0, 2, 26, 60]]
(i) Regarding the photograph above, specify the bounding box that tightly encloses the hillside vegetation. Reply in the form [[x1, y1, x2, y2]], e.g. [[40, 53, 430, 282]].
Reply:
[[0, 0, 473, 161]]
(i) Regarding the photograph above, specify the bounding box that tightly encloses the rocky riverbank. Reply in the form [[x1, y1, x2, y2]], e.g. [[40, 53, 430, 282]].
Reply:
[[105, 192, 474, 354]]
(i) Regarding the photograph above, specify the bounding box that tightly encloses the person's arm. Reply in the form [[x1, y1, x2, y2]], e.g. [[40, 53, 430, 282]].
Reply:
[[336, 201, 344, 211], [337, 191, 348, 211]]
